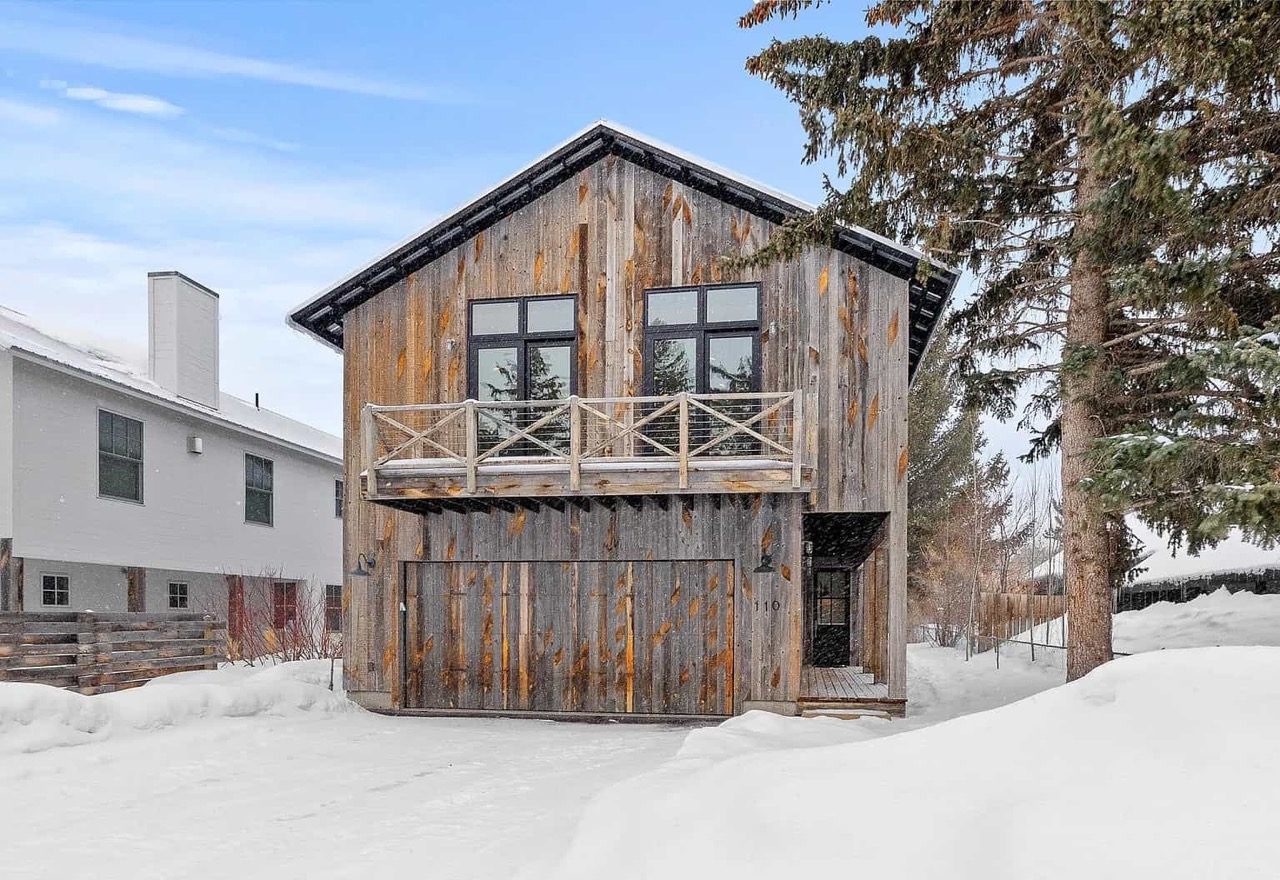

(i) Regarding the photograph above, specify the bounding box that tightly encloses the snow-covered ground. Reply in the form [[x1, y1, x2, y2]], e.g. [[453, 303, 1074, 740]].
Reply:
[[1, 589, 1277, 879]]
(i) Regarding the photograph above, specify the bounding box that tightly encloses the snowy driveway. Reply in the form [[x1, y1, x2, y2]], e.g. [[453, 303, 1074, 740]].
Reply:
[[0, 706, 686, 880]]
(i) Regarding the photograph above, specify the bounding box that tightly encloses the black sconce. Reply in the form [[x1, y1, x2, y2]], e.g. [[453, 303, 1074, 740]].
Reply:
[[754, 553, 775, 574], [350, 552, 378, 577]]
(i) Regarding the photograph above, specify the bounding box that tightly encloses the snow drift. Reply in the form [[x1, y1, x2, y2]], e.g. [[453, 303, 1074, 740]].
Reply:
[[0, 660, 353, 755], [551, 647, 1280, 880]]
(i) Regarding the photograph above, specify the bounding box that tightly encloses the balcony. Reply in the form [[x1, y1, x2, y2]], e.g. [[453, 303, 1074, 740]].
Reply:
[[360, 391, 809, 508]]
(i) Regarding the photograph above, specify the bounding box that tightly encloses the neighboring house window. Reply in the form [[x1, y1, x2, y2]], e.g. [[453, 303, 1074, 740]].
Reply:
[[325, 584, 343, 632], [245, 454, 274, 525], [98, 410, 144, 502], [42, 574, 70, 607], [334, 478, 344, 518], [168, 582, 189, 609], [272, 582, 298, 629]]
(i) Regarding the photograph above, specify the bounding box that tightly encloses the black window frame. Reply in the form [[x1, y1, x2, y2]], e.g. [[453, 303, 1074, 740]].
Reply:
[[168, 581, 189, 610], [466, 294, 578, 402], [641, 283, 762, 396], [97, 409, 144, 504], [42, 573, 70, 607], [325, 584, 343, 633], [244, 453, 274, 526], [334, 478, 344, 518]]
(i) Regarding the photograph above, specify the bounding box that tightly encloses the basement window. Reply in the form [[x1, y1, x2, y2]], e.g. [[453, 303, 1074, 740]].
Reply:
[[245, 454, 274, 526], [42, 574, 70, 607], [98, 410, 143, 503], [168, 582, 189, 610]]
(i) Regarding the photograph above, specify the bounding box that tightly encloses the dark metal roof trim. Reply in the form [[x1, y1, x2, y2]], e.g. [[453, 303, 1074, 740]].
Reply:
[[289, 123, 959, 378]]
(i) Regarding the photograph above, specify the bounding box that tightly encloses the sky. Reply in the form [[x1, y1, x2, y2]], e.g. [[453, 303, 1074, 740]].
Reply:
[[0, 0, 1031, 464]]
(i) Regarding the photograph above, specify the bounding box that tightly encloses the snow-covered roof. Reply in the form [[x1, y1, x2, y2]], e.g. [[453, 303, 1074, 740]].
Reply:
[[0, 306, 341, 463], [1129, 522, 1279, 584], [288, 120, 959, 378], [1029, 520, 1279, 585]]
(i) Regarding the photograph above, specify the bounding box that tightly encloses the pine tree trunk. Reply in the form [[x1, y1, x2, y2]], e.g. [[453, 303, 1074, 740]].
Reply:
[[1062, 143, 1115, 682]]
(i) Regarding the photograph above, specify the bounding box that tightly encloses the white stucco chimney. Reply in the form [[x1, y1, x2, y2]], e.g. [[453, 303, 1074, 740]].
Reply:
[[147, 271, 220, 410]]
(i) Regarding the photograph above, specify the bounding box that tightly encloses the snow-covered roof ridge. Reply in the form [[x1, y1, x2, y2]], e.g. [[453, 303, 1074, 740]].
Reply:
[[0, 306, 341, 462]]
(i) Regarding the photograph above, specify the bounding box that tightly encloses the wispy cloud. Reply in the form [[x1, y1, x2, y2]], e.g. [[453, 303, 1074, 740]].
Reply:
[[206, 126, 299, 154], [40, 79, 184, 118], [0, 96, 62, 127], [1, 15, 461, 102]]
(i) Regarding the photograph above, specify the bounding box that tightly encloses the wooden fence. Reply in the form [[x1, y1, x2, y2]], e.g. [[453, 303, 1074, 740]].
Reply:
[[977, 592, 1067, 644], [0, 612, 226, 695]]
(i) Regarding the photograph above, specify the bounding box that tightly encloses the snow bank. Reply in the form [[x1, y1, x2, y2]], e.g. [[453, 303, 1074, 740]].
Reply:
[[1117, 587, 1280, 652], [551, 647, 1280, 880], [1015, 587, 1280, 660], [0, 660, 353, 755]]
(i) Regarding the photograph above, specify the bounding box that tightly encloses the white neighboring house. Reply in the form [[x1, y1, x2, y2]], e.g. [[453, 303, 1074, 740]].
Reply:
[[0, 271, 343, 635]]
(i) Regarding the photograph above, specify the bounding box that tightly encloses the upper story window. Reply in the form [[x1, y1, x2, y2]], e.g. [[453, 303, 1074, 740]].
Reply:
[[245, 453, 274, 525], [42, 574, 70, 607], [98, 410, 143, 502], [468, 295, 576, 403], [168, 582, 189, 609], [334, 478, 344, 518], [643, 284, 760, 396]]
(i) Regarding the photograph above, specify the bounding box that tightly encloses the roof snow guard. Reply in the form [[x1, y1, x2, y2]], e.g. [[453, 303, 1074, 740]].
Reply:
[[288, 121, 959, 378]]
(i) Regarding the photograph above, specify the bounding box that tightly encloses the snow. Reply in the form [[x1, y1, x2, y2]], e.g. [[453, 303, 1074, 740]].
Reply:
[[1129, 521, 1279, 583], [1118, 588, 1280, 652], [380, 456, 793, 475], [0, 660, 352, 756], [0, 305, 341, 461], [552, 647, 1280, 880], [1031, 520, 1279, 583], [1016, 587, 1280, 659], [2, 594, 1277, 878]]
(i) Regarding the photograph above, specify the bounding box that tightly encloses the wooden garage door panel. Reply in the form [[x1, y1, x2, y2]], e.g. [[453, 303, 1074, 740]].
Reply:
[[633, 560, 734, 715], [413, 560, 512, 711], [410, 560, 733, 716]]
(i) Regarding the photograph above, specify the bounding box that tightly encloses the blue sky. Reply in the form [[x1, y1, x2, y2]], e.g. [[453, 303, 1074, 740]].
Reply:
[[0, 0, 1058, 473], [1, 0, 880, 438]]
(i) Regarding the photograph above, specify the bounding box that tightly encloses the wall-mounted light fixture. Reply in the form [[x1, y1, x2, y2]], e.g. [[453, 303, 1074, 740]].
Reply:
[[754, 553, 775, 574], [350, 552, 378, 577]]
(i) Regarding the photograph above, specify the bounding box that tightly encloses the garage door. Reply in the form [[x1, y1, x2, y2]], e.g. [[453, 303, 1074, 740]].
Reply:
[[407, 560, 734, 716]]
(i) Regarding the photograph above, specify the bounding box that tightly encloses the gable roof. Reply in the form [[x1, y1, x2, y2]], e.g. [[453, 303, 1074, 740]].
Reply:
[[288, 120, 960, 378], [0, 307, 342, 463]]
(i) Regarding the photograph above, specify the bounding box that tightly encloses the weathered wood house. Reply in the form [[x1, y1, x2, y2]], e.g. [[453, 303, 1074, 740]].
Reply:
[[289, 122, 957, 720]]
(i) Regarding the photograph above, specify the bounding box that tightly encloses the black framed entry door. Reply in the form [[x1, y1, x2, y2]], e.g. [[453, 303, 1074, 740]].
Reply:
[[810, 568, 853, 667]]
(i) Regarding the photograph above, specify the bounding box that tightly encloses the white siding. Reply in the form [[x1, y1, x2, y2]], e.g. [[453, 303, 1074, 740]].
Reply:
[[148, 272, 220, 409], [10, 357, 341, 585]]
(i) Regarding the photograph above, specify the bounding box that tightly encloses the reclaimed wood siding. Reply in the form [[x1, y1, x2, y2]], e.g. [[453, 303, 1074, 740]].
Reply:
[[409, 558, 734, 715], [341, 154, 910, 704]]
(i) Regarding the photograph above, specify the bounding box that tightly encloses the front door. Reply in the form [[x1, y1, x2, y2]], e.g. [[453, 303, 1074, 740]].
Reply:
[[810, 568, 852, 667]]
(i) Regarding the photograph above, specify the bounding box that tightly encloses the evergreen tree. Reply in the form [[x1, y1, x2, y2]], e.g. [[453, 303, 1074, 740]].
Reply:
[[906, 323, 977, 593], [740, 0, 1280, 679]]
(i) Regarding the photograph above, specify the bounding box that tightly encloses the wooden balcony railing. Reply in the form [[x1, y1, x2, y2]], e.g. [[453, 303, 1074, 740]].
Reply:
[[360, 390, 807, 501]]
